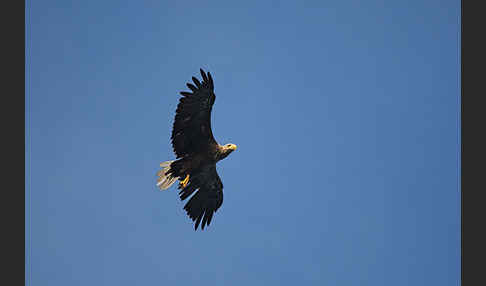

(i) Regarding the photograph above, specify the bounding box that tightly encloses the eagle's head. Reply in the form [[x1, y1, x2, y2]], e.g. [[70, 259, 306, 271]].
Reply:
[[219, 143, 237, 160], [224, 143, 238, 153]]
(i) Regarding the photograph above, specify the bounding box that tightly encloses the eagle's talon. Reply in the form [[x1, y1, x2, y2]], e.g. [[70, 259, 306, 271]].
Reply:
[[180, 174, 190, 188]]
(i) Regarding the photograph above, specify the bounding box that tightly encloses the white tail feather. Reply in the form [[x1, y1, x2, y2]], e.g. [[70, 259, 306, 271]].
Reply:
[[156, 160, 179, 190]]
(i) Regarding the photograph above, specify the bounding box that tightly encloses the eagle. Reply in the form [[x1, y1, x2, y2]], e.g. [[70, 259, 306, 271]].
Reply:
[[156, 68, 237, 230]]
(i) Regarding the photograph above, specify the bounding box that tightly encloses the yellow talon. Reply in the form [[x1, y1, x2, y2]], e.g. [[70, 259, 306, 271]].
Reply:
[[180, 174, 190, 188]]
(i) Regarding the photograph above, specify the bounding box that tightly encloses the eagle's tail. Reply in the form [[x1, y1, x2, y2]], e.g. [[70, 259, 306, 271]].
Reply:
[[156, 160, 179, 190]]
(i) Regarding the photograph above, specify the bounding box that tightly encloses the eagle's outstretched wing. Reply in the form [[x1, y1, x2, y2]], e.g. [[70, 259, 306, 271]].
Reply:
[[171, 69, 218, 158], [178, 164, 223, 230]]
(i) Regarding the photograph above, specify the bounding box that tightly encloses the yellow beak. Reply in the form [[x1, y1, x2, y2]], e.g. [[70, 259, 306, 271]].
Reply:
[[229, 144, 238, 151]]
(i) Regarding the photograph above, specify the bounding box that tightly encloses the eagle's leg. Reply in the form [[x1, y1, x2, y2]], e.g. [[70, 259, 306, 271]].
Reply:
[[180, 174, 190, 188]]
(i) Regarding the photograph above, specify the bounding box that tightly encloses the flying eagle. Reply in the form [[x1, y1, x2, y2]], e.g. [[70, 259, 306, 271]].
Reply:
[[156, 69, 237, 230]]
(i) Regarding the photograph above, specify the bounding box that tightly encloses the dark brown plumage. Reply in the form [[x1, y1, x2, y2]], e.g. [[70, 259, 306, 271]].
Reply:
[[156, 69, 237, 230]]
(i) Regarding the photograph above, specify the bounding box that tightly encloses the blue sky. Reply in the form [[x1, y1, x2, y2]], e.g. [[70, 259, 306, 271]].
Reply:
[[26, 1, 461, 285]]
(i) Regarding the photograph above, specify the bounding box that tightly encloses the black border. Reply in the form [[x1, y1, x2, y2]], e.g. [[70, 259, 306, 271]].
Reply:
[[3, 0, 25, 285], [462, 0, 485, 285]]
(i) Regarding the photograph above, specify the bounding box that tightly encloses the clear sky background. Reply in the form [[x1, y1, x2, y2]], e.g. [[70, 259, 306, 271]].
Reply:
[[26, 1, 461, 285]]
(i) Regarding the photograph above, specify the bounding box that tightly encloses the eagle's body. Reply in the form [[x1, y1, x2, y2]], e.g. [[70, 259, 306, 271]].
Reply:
[[156, 69, 237, 230]]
